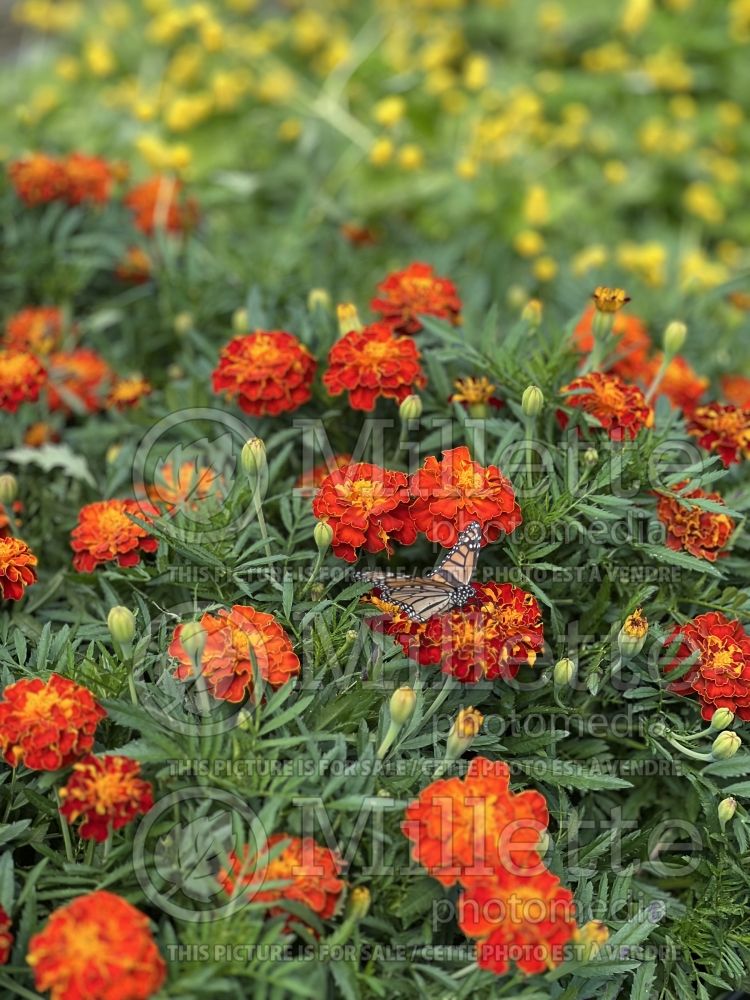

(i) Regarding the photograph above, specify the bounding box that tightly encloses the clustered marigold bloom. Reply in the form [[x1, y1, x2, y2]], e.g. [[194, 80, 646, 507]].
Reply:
[[70, 499, 159, 572], [0, 905, 12, 966], [0, 350, 47, 412], [312, 463, 416, 562], [721, 374, 750, 408], [124, 176, 198, 234], [591, 286, 630, 313], [656, 486, 734, 561], [573, 306, 651, 382], [107, 375, 152, 410], [218, 834, 345, 928], [561, 372, 652, 441], [0, 674, 106, 770], [371, 262, 462, 335], [27, 891, 166, 1000], [213, 330, 316, 416], [664, 612, 750, 721], [64, 153, 116, 204], [143, 461, 224, 514], [169, 605, 301, 702], [4, 307, 65, 355], [649, 354, 708, 413], [8, 152, 116, 206], [295, 453, 353, 497], [58, 754, 153, 842], [687, 403, 750, 467], [47, 348, 114, 413], [450, 376, 502, 411], [116, 246, 152, 284], [370, 582, 543, 682], [323, 322, 426, 411], [409, 445, 521, 546], [0, 536, 38, 601]]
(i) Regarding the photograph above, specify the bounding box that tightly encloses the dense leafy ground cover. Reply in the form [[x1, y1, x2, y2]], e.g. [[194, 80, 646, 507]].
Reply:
[[1, 1, 750, 998]]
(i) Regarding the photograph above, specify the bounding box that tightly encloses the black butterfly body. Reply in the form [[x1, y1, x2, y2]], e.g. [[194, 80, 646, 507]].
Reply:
[[355, 521, 482, 623]]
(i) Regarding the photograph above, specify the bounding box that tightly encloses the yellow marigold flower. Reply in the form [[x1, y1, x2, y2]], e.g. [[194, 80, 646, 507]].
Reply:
[[523, 184, 550, 226], [717, 101, 743, 128], [684, 182, 724, 225], [200, 19, 225, 51], [533, 257, 558, 282], [617, 241, 667, 287], [680, 249, 729, 291], [84, 38, 115, 77], [373, 95, 406, 128], [514, 230, 545, 258], [463, 53, 489, 91], [447, 707, 484, 758], [257, 67, 296, 103], [55, 56, 80, 81], [582, 42, 631, 73], [165, 93, 213, 133], [620, 0, 652, 34], [398, 144, 424, 170], [278, 118, 302, 142], [292, 10, 327, 52], [451, 377, 497, 405], [167, 45, 203, 86], [604, 160, 628, 184], [455, 157, 478, 180], [572, 245, 608, 276], [592, 287, 630, 314], [642, 47, 693, 91]]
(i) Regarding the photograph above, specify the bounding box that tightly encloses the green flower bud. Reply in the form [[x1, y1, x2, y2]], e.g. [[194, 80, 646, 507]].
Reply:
[[0, 474, 18, 506], [617, 608, 648, 659], [710, 707, 735, 731], [521, 299, 543, 326], [718, 796, 737, 830], [241, 438, 267, 477], [180, 620, 207, 666], [663, 321, 687, 356], [521, 385, 544, 417], [347, 886, 371, 921], [389, 685, 416, 727], [314, 520, 333, 552], [712, 731, 741, 760], [232, 308, 249, 332], [307, 288, 331, 312], [583, 447, 598, 465], [107, 606, 136, 646], [173, 312, 193, 335], [399, 394, 423, 421], [446, 707, 483, 759], [554, 657, 576, 686]]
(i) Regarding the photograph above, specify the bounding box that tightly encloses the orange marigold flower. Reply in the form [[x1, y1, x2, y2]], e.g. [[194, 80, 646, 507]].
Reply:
[[572, 306, 650, 382], [721, 374, 750, 407], [70, 499, 159, 572], [0, 674, 106, 770], [370, 582, 543, 682], [115, 246, 152, 284], [687, 402, 750, 467], [169, 605, 301, 702], [213, 330, 316, 417], [63, 152, 115, 204], [107, 375, 152, 410], [663, 612, 750, 721], [0, 500, 23, 539], [8, 153, 69, 206], [656, 486, 734, 561], [728, 292, 750, 311], [323, 322, 426, 411], [0, 350, 47, 412], [561, 372, 652, 441], [592, 286, 630, 313], [218, 834, 345, 928], [143, 461, 224, 514], [371, 262, 462, 335], [0, 536, 38, 601], [295, 453, 353, 497], [124, 176, 198, 235], [312, 462, 416, 562], [340, 222, 379, 246], [450, 376, 499, 407], [27, 891, 166, 1000], [402, 756, 548, 886], [24, 421, 60, 448], [58, 754, 153, 842], [4, 307, 65, 355], [459, 868, 577, 975], [648, 354, 708, 413], [0, 905, 11, 966], [409, 445, 521, 547], [47, 348, 114, 413]]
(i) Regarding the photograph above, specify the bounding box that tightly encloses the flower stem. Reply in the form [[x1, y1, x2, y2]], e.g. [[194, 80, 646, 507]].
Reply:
[[645, 354, 669, 404], [253, 487, 272, 560], [57, 793, 74, 862]]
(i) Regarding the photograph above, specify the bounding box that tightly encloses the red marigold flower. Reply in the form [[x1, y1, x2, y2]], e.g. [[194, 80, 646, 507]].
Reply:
[[721, 374, 750, 407], [115, 246, 152, 284], [0, 350, 47, 412], [370, 582, 543, 682], [371, 262, 462, 335], [0, 536, 38, 601], [70, 499, 159, 572], [656, 486, 734, 562], [402, 757, 548, 886], [560, 372, 652, 441], [459, 868, 577, 975], [47, 348, 114, 413], [295, 453, 353, 497], [169, 605, 301, 703], [0, 674, 106, 770], [0, 905, 11, 966], [218, 834, 345, 928], [142, 461, 224, 514], [647, 354, 708, 413], [212, 330, 316, 417], [312, 462, 416, 562], [409, 445, 521, 547], [663, 612, 750, 721], [107, 375, 152, 410], [4, 307, 65, 355], [573, 305, 651, 381], [687, 402, 750, 467], [340, 222, 379, 246], [27, 891, 166, 1000], [323, 322, 426, 411], [58, 754, 153, 842], [63, 153, 115, 204], [7, 153, 69, 206], [124, 176, 198, 235]]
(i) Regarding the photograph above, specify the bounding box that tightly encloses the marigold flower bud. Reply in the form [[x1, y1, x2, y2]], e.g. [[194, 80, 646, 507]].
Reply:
[[107, 606, 136, 646], [537, 830, 550, 855], [0, 474, 18, 506], [314, 519, 333, 552], [389, 685, 416, 727], [521, 299, 543, 326], [399, 394, 423, 421], [307, 288, 331, 312], [583, 447, 598, 465], [574, 920, 610, 961], [521, 385, 544, 417], [710, 707, 735, 731], [618, 608, 648, 659], [232, 308, 249, 332], [241, 438, 267, 477], [337, 303, 363, 335], [712, 731, 741, 760], [663, 320, 687, 356], [173, 312, 193, 335], [446, 707, 483, 759], [347, 886, 371, 921], [507, 285, 527, 309], [180, 621, 207, 666], [718, 796, 737, 830], [554, 657, 576, 686]]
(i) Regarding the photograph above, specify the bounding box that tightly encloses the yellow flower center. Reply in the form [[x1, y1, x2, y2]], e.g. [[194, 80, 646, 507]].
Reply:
[[335, 478, 385, 513], [361, 339, 392, 364]]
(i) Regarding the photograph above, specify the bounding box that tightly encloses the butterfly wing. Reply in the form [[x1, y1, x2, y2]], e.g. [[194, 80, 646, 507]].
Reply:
[[382, 584, 456, 623], [429, 521, 482, 588]]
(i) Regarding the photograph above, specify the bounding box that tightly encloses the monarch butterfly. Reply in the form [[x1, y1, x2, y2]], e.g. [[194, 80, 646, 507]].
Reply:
[[355, 521, 482, 623]]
